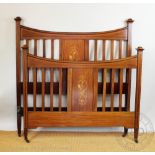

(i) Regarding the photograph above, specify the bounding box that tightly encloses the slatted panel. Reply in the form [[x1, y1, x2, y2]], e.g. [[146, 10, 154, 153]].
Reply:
[[24, 39, 129, 113], [110, 40, 114, 111]]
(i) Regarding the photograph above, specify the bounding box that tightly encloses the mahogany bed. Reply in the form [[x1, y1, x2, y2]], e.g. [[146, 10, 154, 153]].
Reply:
[[15, 17, 143, 143]]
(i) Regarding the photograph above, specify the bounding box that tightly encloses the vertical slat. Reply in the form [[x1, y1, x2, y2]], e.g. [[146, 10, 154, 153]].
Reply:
[[84, 40, 89, 60], [43, 39, 46, 57], [102, 69, 106, 111], [50, 69, 53, 111], [26, 40, 29, 82], [94, 40, 98, 111], [34, 40, 37, 56], [102, 40, 106, 111], [42, 39, 46, 111], [42, 69, 45, 111], [33, 68, 36, 111], [94, 40, 97, 61], [59, 39, 62, 111], [93, 69, 98, 111], [110, 40, 114, 111], [33, 40, 37, 111], [51, 39, 54, 59], [59, 39, 62, 60], [119, 69, 123, 111], [59, 68, 62, 111], [102, 40, 106, 60], [67, 69, 72, 111], [111, 69, 114, 111], [119, 40, 123, 111], [50, 40, 54, 111], [119, 40, 122, 59], [110, 40, 114, 60]]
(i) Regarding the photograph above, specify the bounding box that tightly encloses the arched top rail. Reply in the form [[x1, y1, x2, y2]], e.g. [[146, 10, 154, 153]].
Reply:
[[26, 53, 137, 69], [20, 25, 128, 40]]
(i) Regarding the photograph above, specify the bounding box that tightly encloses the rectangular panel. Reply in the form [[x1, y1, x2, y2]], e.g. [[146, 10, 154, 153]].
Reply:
[[71, 69, 94, 111], [61, 40, 85, 61], [28, 112, 134, 128]]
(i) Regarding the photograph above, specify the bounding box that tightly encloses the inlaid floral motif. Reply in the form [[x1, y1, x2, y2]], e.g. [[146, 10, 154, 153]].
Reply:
[[69, 46, 79, 60], [77, 74, 88, 105]]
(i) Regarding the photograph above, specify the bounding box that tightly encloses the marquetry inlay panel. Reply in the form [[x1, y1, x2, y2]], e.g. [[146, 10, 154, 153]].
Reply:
[[61, 40, 85, 61], [71, 69, 94, 111]]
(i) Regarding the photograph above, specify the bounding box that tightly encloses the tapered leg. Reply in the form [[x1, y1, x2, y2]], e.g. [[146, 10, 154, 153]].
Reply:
[[17, 107, 21, 137], [122, 127, 128, 137], [134, 128, 139, 143], [24, 128, 30, 143]]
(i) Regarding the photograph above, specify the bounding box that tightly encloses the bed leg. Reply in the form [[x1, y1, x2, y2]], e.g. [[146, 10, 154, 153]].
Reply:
[[24, 128, 30, 143], [17, 106, 22, 137], [122, 127, 128, 137], [134, 128, 139, 143], [17, 116, 21, 137]]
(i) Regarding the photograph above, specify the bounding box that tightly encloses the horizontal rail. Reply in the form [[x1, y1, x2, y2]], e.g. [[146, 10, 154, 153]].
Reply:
[[26, 53, 137, 69], [28, 112, 134, 128], [19, 107, 128, 116], [20, 25, 128, 40], [19, 82, 128, 94]]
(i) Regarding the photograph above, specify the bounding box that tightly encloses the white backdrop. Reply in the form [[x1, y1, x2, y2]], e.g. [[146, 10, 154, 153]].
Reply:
[[0, 4, 155, 132]]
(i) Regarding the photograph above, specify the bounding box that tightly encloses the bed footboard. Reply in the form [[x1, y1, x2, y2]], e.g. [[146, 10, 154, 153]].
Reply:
[[22, 45, 143, 143]]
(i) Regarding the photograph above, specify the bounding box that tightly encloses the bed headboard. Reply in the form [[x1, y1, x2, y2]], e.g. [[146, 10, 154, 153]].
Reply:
[[15, 17, 134, 135]]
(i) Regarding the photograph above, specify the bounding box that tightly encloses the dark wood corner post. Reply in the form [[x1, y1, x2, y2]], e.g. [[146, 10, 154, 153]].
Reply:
[[22, 45, 30, 143], [134, 46, 143, 143], [123, 18, 134, 137], [126, 18, 134, 110], [14, 17, 22, 137]]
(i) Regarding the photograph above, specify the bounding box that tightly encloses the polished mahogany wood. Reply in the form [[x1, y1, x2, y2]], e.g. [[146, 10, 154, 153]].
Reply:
[[28, 112, 135, 128], [15, 17, 143, 143], [27, 54, 137, 69]]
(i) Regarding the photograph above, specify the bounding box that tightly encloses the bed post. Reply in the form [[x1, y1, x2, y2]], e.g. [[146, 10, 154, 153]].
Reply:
[[134, 46, 143, 143], [14, 16, 22, 137], [22, 45, 30, 143], [123, 18, 134, 137]]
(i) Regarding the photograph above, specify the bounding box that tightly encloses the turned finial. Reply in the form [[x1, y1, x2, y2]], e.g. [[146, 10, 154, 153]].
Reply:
[[14, 16, 22, 22], [127, 18, 134, 24], [22, 44, 28, 50], [137, 46, 144, 52]]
